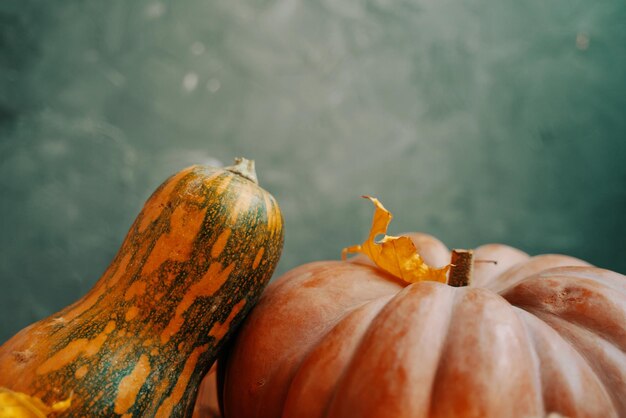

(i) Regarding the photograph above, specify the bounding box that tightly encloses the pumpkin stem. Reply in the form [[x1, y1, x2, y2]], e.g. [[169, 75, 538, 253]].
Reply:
[[226, 157, 258, 184], [448, 250, 473, 287]]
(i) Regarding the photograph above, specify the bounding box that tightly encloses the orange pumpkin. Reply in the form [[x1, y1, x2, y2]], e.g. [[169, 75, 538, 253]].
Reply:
[[192, 365, 221, 418], [0, 158, 284, 417], [219, 232, 626, 418]]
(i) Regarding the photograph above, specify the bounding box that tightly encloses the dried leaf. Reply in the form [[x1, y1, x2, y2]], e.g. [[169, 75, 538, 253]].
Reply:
[[0, 388, 72, 418], [342, 196, 449, 283]]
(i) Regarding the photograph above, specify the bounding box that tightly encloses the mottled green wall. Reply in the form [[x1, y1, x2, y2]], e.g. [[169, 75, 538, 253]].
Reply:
[[1, 0, 625, 343]]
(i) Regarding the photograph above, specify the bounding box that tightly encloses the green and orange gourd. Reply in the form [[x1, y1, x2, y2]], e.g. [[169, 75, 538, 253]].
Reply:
[[0, 158, 284, 417]]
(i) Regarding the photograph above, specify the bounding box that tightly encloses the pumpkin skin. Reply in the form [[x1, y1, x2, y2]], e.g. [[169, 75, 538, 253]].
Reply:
[[0, 160, 284, 417], [192, 365, 221, 418], [219, 233, 626, 418]]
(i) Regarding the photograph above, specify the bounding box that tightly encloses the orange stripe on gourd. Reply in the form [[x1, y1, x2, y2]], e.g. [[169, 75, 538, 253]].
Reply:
[[75, 365, 88, 379], [154, 345, 208, 418], [125, 307, 140, 321], [138, 168, 193, 233], [214, 174, 233, 196], [209, 299, 246, 341], [160, 262, 236, 344], [210, 229, 232, 259], [114, 354, 151, 415], [106, 252, 132, 289], [229, 186, 254, 223], [36, 321, 115, 375], [141, 203, 207, 276], [125, 281, 147, 301], [267, 195, 282, 237], [253, 247, 265, 269], [262, 193, 274, 232], [35, 340, 88, 375]]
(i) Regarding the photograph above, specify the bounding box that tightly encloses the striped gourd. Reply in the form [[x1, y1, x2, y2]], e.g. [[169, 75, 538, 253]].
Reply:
[[0, 158, 283, 417]]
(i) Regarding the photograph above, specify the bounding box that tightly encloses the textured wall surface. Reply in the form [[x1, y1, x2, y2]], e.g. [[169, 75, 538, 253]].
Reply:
[[1, 0, 625, 343]]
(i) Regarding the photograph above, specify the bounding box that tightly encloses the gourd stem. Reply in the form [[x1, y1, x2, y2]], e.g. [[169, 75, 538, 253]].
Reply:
[[225, 157, 258, 184], [448, 250, 473, 287]]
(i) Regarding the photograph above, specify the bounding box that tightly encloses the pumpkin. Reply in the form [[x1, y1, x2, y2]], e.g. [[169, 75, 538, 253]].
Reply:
[[218, 201, 625, 418], [0, 157, 284, 417], [192, 365, 221, 418]]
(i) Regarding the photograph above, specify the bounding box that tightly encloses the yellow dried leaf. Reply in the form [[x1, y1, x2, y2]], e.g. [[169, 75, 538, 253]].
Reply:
[[342, 196, 449, 283], [0, 388, 72, 418]]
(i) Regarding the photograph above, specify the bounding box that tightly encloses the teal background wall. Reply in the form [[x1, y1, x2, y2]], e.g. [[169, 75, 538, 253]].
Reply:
[[1, 0, 625, 343]]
